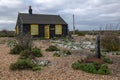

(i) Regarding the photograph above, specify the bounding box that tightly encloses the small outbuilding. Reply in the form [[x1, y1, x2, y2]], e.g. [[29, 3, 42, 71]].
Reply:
[[15, 6, 68, 39]]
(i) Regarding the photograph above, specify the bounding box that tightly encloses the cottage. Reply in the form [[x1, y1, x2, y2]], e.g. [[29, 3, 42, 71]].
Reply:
[[15, 6, 68, 39]]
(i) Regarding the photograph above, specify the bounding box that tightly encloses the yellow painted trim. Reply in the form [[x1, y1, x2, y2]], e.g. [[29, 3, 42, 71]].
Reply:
[[55, 25, 62, 35], [44, 25, 50, 39], [15, 26, 19, 34], [30, 24, 39, 35]]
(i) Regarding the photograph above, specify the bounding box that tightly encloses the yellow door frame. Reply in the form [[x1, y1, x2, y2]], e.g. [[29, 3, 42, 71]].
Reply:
[[44, 25, 50, 39]]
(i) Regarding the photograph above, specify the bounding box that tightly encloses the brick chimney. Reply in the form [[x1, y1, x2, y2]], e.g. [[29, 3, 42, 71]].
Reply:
[[29, 5, 32, 14]]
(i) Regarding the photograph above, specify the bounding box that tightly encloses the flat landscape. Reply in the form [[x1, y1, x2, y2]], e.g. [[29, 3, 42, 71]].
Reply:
[[0, 37, 120, 80]]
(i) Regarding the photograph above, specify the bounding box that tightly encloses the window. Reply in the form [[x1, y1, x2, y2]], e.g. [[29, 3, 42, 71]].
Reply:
[[55, 25, 62, 35], [30, 24, 39, 35]]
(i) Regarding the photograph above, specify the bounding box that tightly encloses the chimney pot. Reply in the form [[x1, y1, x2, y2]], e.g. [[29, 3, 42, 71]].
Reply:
[[29, 5, 32, 14]]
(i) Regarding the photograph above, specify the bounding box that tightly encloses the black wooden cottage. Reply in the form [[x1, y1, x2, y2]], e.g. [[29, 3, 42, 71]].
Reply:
[[15, 6, 68, 39]]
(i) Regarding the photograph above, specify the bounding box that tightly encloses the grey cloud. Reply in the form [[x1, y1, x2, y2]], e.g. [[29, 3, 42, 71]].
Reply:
[[0, 0, 120, 30]]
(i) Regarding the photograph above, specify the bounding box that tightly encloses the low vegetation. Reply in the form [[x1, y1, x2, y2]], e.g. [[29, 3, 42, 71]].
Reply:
[[9, 34, 42, 71], [72, 61, 110, 75], [31, 47, 42, 57], [53, 52, 60, 57], [101, 32, 120, 51], [53, 50, 71, 57], [9, 45, 24, 54], [0, 29, 15, 37], [102, 57, 113, 64], [20, 48, 42, 59], [46, 45, 60, 51], [10, 59, 41, 71]]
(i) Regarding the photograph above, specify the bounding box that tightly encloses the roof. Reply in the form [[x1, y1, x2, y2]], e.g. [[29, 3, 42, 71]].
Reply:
[[18, 13, 67, 24]]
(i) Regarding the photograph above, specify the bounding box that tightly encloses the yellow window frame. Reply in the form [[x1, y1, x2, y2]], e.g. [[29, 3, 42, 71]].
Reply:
[[55, 25, 62, 35], [30, 24, 39, 35]]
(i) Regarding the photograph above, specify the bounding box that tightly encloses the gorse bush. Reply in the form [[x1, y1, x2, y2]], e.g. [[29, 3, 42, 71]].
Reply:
[[63, 50, 71, 55], [20, 50, 33, 59], [46, 45, 60, 51], [72, 61, 83, 70], [20, 48, 42, 59], [97, 64, 110, 75], [83, 63, 97, 73], [31, 47, 42, 57], [9, 34, 42, 71], [10, 59, 41, 71], [53, 53, 60, 57], [72, 61, 110, 75], [9, 45, 24, 54]]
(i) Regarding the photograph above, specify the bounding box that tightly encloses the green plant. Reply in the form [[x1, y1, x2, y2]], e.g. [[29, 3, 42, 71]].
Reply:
[[97, 64, 110, 75], [31, 47, 42, 57], [72, 61, 83, 70], [101, 32, 120, 51], [83, 63, 97, 73], [32, 66, 42, 71], [93, 62, 101, 70], [20, 50, 33, 59], [10, 59, 41, 71], [46, 45, 60, 51], [72, 61, 110, 75], [0, 29, 15, 37], [116, 52, 120, 55], [63, 50, 71, 55], [102, 57, 113, 64], [9, 45, 24, 54], [53, 53, 60, 57], [10, 59, 34, 70]]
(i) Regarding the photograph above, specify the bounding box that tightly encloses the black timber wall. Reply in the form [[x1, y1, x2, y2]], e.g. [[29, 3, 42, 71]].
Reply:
[[22, 24, 68, 38]]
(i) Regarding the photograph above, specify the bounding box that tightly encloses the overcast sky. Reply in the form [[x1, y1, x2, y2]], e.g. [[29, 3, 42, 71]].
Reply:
[[0, 0, 120, 31]]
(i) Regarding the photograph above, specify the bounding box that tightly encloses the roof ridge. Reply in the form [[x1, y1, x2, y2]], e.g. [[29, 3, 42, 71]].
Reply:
[[19, 13, 59, 16]]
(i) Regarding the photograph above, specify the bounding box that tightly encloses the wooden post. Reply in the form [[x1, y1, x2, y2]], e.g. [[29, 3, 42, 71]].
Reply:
[[73, 14, 75, 34], [95, 35, 101, 58]]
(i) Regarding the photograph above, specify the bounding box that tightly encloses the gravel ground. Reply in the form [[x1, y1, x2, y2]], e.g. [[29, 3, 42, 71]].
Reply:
[[0, 40, 120, 80]]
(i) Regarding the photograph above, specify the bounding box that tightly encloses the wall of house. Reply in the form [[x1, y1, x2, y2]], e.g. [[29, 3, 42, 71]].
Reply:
[[22, 24, 68, 38]]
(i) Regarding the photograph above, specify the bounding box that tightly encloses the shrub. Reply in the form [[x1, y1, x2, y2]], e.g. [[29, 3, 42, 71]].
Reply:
[[20, 48, 42, 59], [97, 64, 110, 75], [20, 50, 33, 59], [9, 45, 24, 54], [16, 33, 32, 49], [31, 47, 42, 57], [93, 62, 101, 70], [10, 59, 34, 70], [72, 61, 110, 75], [63, 50, 71, 55], [102, 57, 113, 64], [83, 63, 97, 73], [72, 61, 83, 70], [0, 30, 15, 37], [53, 53, 60, 57], [32, 66, 42, 71], [101, 32, 120, 51], [10, 59, 41, 71], [75, 30, 85, 36], [46, 45, 60, 51]]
